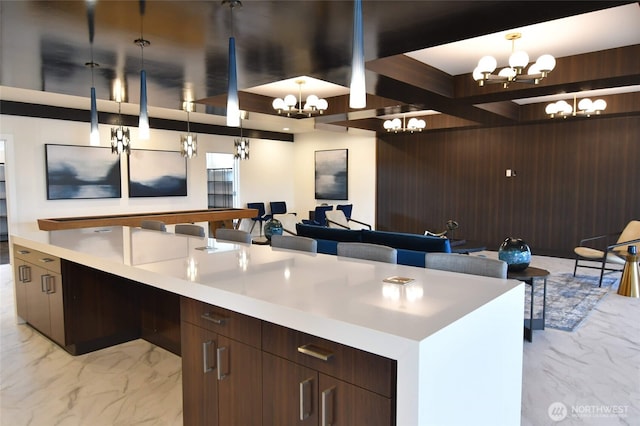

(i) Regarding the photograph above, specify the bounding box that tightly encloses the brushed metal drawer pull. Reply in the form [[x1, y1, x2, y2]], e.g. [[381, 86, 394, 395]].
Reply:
[[201, 312, 227, 325], [43, 275, 56, 294], [299, 378, 313, 420], [216, 346, 228, 380], [298, 344, 334, 362], [202, 340, 215, 373], [18, 265, 32, 283], [40, 275, 48, 293], [322, 386, 335, 426], [17, 250, 30, 255]]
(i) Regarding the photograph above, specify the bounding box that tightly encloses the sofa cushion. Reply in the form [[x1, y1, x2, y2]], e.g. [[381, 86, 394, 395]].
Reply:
[[296, 223, 362, 242], [361, 229, 451, 253]]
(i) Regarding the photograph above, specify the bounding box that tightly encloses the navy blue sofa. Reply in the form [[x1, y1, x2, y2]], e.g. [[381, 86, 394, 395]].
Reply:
[[295, 223, 451, 267]]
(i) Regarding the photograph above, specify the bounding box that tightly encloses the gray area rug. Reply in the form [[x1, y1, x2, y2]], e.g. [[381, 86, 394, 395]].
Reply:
[[524, 273, 619, 332]]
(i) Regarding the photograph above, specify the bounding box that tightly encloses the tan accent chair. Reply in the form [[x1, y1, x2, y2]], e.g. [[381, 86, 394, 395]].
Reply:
[[337, 242, 397, 264], [215, 228, 252, 244], [573, 220, 640, 287], [425, 253, 507, 279], [271, 235, 317, 253], [140, 220, 166, 232], [175, 224, 206, 237]]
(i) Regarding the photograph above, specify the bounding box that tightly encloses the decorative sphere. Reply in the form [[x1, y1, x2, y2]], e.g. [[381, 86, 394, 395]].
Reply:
[[498, 238, 531, 272], [263, 218, 283, 241]]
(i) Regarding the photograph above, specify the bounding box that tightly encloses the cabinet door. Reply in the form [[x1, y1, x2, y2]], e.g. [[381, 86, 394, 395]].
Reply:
[[44, 272, 65, 346], [182, 321, 219, 426], [319, 374, 392, 426], [263, 353, 318, 426], [13, 259, 31, 320], [24, 264, 51, 337], [217, 336, 262, 426]]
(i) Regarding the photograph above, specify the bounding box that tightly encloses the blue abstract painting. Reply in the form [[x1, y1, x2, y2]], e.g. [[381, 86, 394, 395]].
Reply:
[[315, 149, 348, 200], [45, 144, 121, 200], [128, 149, 187, 197]]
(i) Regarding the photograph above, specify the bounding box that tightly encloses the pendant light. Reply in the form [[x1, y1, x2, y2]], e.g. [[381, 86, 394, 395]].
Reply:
[[135, 0, 150, 139], [180, 101, 198, 159], [224, 0, 241, 127], [86, 0, 100, 146], [349, 0, 366, 109]]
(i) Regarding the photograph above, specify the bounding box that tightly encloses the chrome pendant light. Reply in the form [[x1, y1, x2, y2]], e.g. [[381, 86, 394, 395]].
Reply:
[[349, 0, 366, 109], [135, 0, 150, 139], [86, 0, 100, 146], [224, 0, 241, 127], [180, 101, 198, 159]]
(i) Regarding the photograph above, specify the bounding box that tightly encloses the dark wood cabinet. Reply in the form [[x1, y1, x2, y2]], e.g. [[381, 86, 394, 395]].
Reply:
[[180, 297, 262, 426], [262, 323, 395, 426]]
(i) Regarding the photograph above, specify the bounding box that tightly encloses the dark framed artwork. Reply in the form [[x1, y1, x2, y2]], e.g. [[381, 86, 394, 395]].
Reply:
[[315, 149, 348, 200], [128, 149, 187, 197], [45, 144, 121, 200]]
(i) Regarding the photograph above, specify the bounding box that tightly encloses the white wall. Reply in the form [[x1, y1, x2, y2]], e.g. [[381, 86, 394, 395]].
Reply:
[[0, 105, 377, 233]]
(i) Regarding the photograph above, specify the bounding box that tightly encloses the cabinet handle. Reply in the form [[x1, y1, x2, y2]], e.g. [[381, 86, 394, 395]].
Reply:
[[17, 250, 30, 255], [321, 387, 335, 426], [19, 265, 32, 283], [41, 275, 47, 293], [298, 344, 334, 362], [202, 340, 215, 373], [45, 275, 56, 294], [216, 346, 228, 380], [201, 312, 227, 325], [299, 378, 313, 420], [39, 257, 55, 263]]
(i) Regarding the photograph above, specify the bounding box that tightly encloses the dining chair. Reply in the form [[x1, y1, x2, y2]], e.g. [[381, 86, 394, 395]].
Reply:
[[175, 224, 206, 237], [337, 242, 397, 264], [215, 228, 252, 244], [271, 235, 317, 253], [425, 253, 507, 278], [269, 201, 288, 216], [140, 220, 167, 232], [247, 202, 271, 235]]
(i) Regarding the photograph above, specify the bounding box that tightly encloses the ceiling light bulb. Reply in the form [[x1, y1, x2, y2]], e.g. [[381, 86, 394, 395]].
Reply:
[[272, 98, 285, 111], [509, 50, 529, 70], [578, 98, 593, 111], [535, 54, 556, 73], [317, 98, 328, 111], [391, 118, 401, 128], [407, 118, 418, 128], [592, 99, 607, 111], [305, 94, 319, 108], [472, 67, 485, 81], [477, 56, 497, 74], [545, 103, 559, 115], [498, 67, 516, 79], [527, 63, 540, 75], [284, 94, 297, 108]]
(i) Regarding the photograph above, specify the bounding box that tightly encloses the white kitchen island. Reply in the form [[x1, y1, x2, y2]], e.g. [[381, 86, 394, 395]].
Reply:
[[10, 224, 524, 426]]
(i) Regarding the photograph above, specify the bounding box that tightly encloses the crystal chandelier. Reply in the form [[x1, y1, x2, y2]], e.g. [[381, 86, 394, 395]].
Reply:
[[111, 100, 130, 155], [272, 80, 328, 117], [180, 101, 197, 158], [545, 94, 606, 118], [383, 114, 426, 133], [473, 33, 556, 88], [234, 113, 249, 160]]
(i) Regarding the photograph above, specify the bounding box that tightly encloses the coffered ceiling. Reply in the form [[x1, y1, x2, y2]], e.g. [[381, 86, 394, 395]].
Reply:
[[1, 1, 639, 133]]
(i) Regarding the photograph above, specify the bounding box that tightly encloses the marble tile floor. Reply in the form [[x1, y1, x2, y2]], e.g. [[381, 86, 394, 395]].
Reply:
[[1, 253, 639, 426]]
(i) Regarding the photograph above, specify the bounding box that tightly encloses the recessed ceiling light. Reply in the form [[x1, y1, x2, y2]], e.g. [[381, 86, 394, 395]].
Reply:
[[283, 127, 290, 131]]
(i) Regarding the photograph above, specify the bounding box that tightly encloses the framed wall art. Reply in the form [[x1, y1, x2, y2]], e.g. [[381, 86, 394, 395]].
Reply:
[[45, 144, 121, 200], [315, 149, 348, 200], [128, 149, 187, 197]]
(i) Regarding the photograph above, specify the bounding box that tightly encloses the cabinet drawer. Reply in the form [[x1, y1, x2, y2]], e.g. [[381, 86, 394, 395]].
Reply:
[[14, 244, 61, 274], [262, 322, 396, 398], [180, 297, 261, 349]]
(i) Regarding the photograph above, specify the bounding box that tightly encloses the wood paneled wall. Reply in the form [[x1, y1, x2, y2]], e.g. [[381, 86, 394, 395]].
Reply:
[[376, 115, 640, 258]]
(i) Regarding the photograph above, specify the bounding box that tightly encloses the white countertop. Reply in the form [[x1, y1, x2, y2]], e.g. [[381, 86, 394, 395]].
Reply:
[[10, 225, 522, 360]]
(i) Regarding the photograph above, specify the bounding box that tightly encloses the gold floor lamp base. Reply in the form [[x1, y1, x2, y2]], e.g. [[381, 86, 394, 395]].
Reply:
[[617, 253, 639, 298]]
